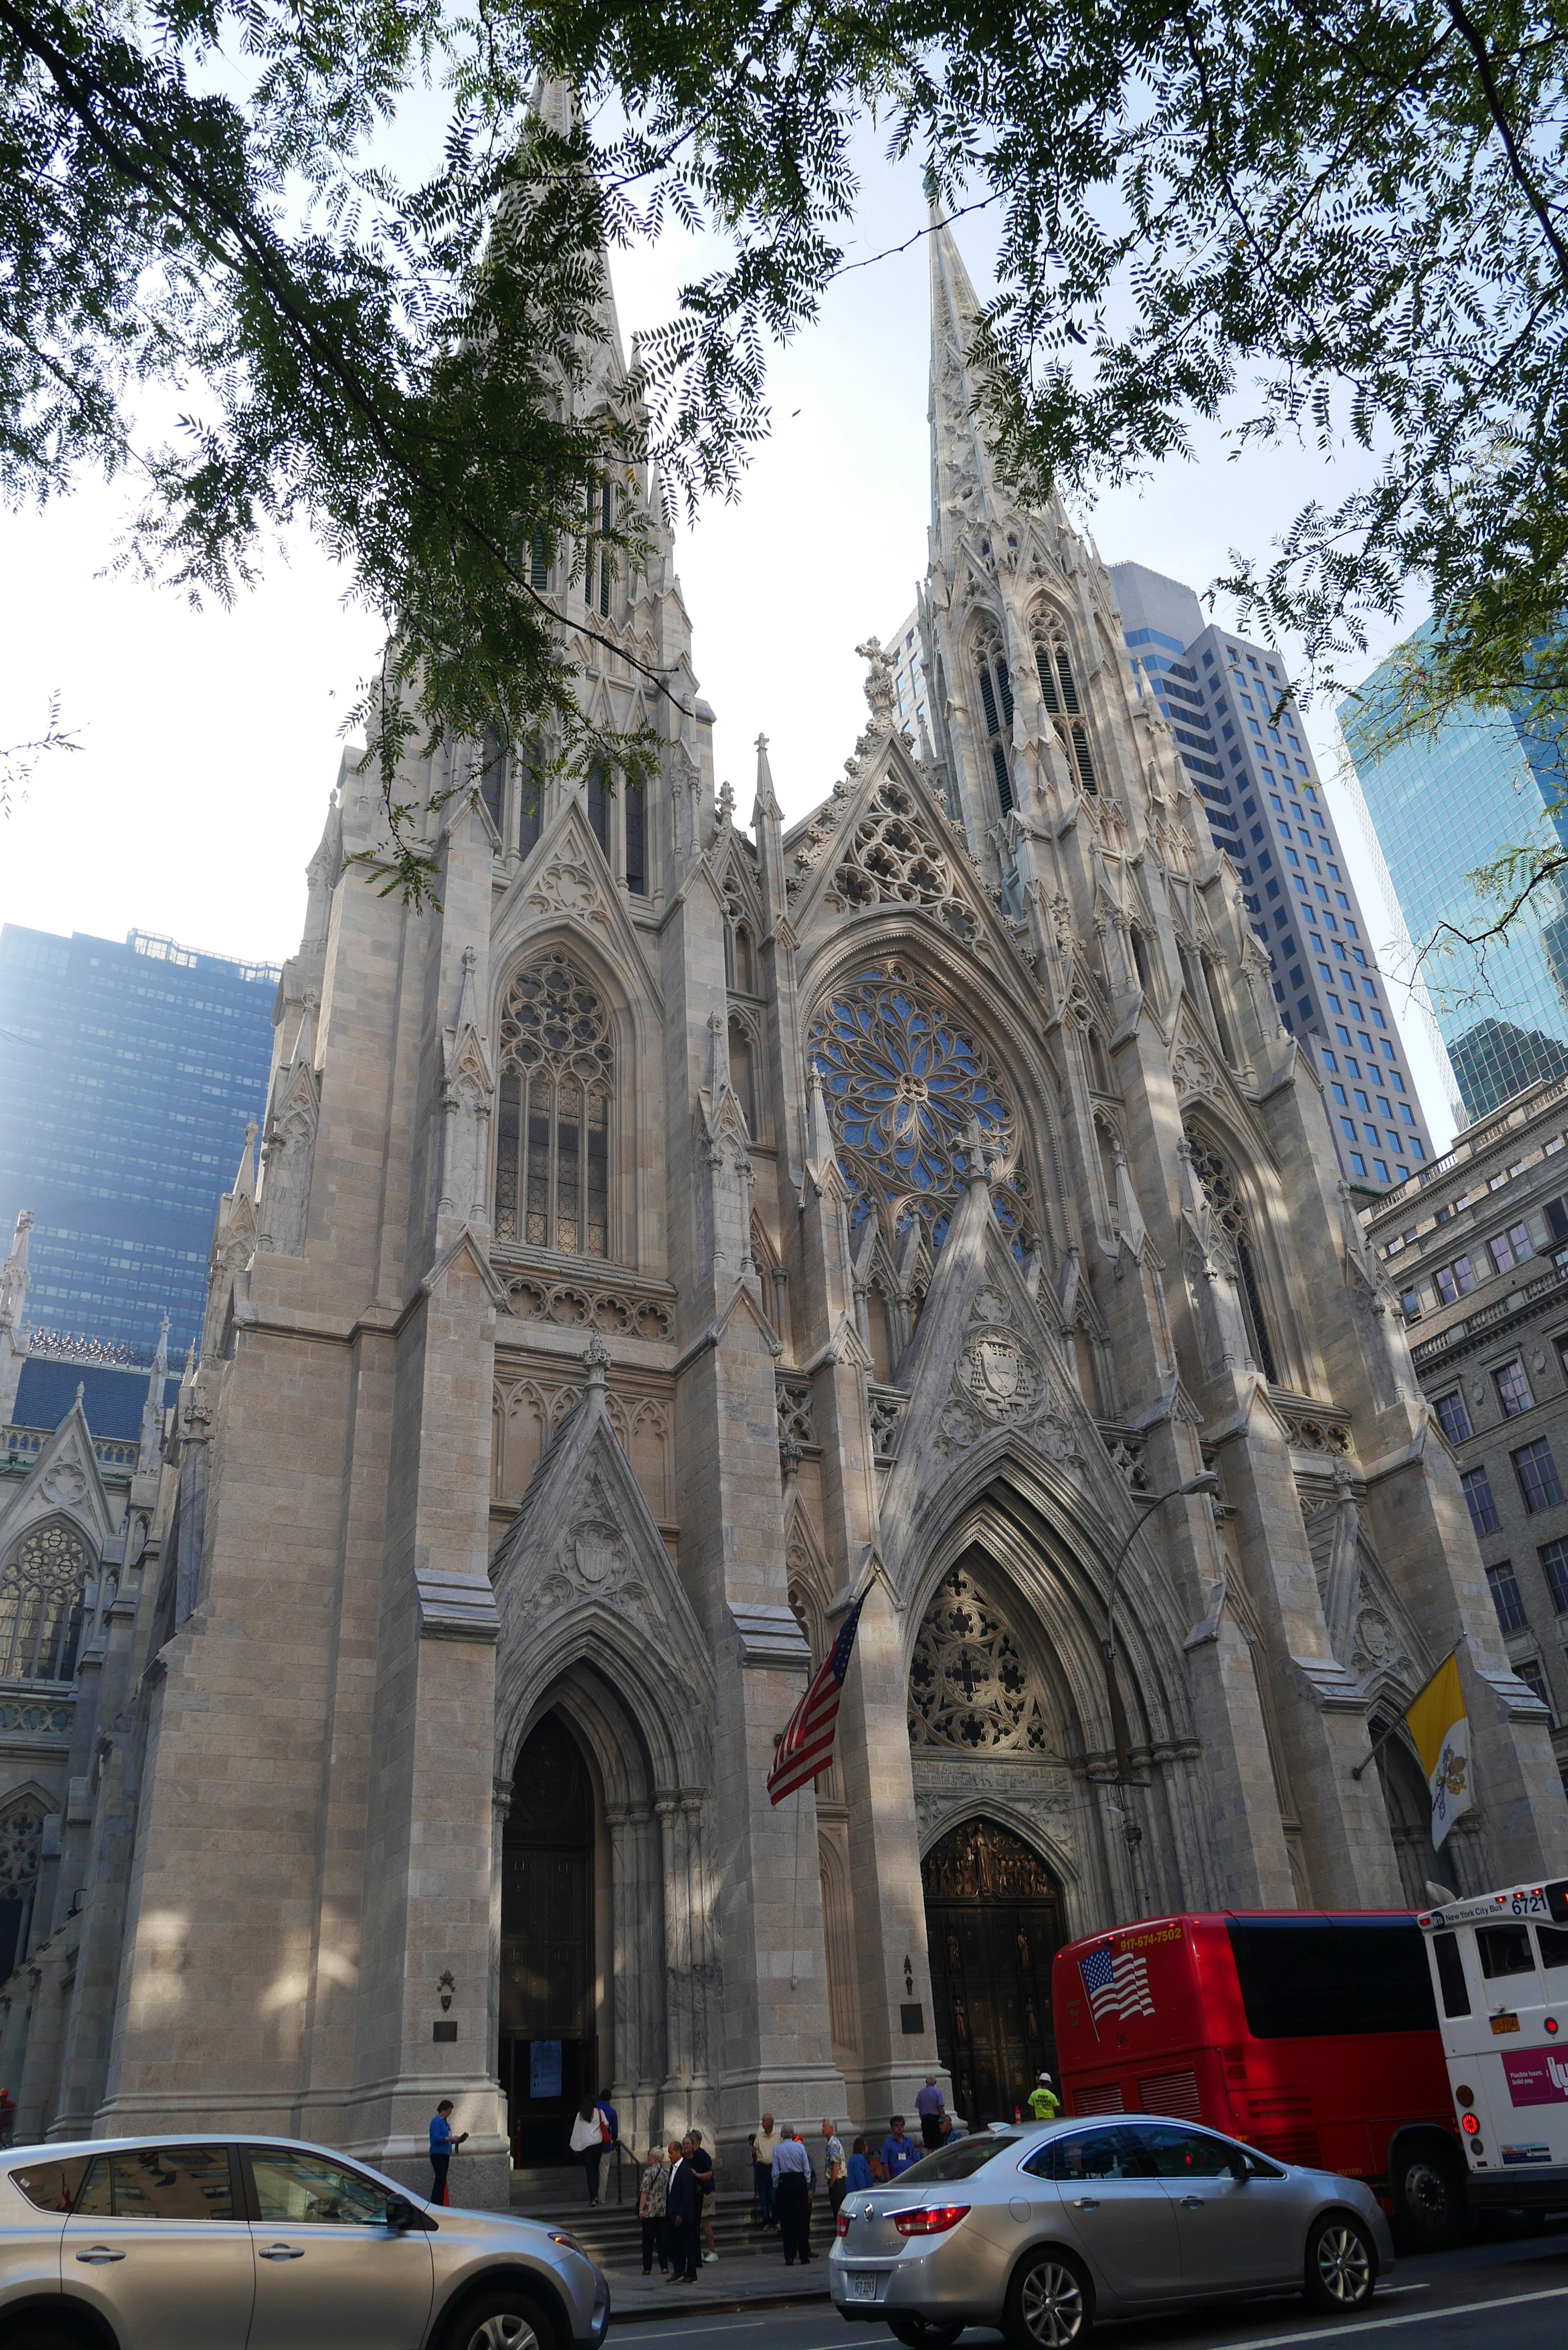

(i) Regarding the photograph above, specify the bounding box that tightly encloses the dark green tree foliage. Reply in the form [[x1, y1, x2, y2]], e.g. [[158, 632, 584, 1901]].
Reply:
[[7, 0, 1568, 921], [0, 2, 685, 897]]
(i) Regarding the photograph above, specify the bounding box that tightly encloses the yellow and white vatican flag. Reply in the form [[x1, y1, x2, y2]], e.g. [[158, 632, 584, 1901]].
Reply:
[[1405, 1651, 1471, 1851]]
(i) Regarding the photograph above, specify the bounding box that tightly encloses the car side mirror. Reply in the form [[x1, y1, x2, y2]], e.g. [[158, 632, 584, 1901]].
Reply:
[[1227, 2154, 1250, 2184], [385, 2194, 416, 2229]]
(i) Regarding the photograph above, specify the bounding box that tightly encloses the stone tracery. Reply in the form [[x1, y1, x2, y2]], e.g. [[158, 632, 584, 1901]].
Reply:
[[0, 1521, 89, 1684], [810, 962, 1036, 1256], [494, 949, 614, 1257], [909, 1560, 1055, 1752]]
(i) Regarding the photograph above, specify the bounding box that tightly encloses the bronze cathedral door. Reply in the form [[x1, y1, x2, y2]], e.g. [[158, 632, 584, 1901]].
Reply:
[[922, 1819, 1063, 2126], [501, 1716, 597, 2165]]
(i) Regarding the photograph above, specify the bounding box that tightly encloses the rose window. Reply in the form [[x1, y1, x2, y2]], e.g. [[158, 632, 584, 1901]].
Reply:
[[908, 1561, 1053, 1751], [809, 963, 1034, 1254]]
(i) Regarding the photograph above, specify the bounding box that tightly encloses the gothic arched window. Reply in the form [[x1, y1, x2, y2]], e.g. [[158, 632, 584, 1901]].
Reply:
[[809, 961, 1036, 1258], [494, 951, 614, 1259], [1031, 617, 1098, 794], [1184, 1125, 1280, 1383], [971, 625, 1015, 817], [908, 1561, 1054, 1751], [0, 1521, 89, 1684]]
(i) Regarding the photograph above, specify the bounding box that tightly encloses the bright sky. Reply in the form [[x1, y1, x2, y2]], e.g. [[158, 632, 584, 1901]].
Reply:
[[0, 128, 1454, 1143]]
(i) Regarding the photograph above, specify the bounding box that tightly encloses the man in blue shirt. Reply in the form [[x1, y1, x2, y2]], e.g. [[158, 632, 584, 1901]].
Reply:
[[429, 2101, 467, 2204], [880, 2116, 921, 2180]]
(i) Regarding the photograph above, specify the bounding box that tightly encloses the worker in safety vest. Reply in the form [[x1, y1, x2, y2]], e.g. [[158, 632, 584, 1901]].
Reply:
[[1027, 2072, 1061, 2121]]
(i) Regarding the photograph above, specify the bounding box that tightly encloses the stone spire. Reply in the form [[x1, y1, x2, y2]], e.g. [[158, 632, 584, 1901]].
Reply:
[[138, 1310, 170, 1476], [233, 1120, 258, 1201], [928, 205, 1004, 569], [0, 1207, 30, 1335]]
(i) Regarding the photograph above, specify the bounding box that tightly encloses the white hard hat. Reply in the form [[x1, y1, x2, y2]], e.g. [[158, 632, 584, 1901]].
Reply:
[[1038, 2072, 1052, 2083]]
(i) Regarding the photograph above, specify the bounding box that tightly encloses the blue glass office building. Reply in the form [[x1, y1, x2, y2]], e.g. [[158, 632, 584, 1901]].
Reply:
[[1338, 639, 1568, 1120], [1107, 563, 1437, 1188], [0, 927, 278, 1357]]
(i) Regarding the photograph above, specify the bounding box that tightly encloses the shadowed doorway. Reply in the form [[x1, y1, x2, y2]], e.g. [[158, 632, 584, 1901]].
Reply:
[[922, 1818, 1064, 2127], [501, 1714, 597, 2165]]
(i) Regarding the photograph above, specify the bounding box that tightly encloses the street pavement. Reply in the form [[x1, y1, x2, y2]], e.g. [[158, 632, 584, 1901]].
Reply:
[[605, 2219, 1568, 2346]]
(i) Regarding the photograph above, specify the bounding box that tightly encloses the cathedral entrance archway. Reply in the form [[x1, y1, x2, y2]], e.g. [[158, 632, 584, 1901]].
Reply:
[[922, 1818, 1064, 2127], [500, 1713, 597, 2165]]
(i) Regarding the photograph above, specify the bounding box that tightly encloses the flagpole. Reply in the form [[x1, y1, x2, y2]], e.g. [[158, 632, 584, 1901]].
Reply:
[[1350, 1638, 1465, 1780]]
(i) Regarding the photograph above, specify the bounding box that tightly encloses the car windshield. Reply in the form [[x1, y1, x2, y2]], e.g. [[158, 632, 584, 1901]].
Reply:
[[886, 2137, 1017, 2184]]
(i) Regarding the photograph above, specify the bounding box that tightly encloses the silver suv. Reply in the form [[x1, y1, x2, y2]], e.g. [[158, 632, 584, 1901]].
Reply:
[[831, 2117, 1395, 2346], [0, 2133, 610, 2350]]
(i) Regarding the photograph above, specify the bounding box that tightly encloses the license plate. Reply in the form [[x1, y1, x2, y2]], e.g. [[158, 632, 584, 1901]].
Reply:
[[851, 2272, 878, 2302]]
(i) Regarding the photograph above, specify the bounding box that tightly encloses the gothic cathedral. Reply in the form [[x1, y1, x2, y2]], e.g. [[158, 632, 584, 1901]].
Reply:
[[0, 195, 1562, 2188]]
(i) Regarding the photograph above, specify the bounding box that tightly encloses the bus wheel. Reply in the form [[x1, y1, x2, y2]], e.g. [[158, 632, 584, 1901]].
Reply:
[[1303, 2214, 1376, 2314], [1392, 2143, 1465, 2250]]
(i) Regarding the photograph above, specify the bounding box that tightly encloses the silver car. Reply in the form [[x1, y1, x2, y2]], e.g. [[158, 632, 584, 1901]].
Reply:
[[0, 2132, 609, 2350], [831, 2115, 1395, 2347]]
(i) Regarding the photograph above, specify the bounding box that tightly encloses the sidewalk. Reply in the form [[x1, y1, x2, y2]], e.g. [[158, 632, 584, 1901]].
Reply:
[[599, 2246, 833, 2321]]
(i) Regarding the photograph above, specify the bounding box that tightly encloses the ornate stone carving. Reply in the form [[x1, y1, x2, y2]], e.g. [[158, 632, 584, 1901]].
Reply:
[[1279, 1410, 1352, 1456], [960, 1327, 1040, 1423], [1102, 1433, 1152, 1494], [523, 850, 614, 930], [909, 1562, 1056, 1752], [0, 1799, 45, 1896], [867, 1390, 906, 1459], [1171, 1038, 1219, 1101], [809, 960, 1035, 1257], [500, 1275, 674, 1342], [0, 1519, 90, 1682], [39, 1463, 87, 1510], [826, 774, 976, 942], [0, 1701, 72, 1734], [777, 1380, 815, 1451]]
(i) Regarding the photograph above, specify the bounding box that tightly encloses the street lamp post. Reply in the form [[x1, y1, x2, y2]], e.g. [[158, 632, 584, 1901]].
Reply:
[[1097, 1470, 1222, 1787]]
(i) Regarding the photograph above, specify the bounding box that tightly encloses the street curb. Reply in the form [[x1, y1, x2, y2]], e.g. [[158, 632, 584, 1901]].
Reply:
[[607, 2280, 834, 2320]]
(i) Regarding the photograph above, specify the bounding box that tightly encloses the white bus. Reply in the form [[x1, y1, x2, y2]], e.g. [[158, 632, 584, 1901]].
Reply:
[[1417, 1878, 1568, 2214]]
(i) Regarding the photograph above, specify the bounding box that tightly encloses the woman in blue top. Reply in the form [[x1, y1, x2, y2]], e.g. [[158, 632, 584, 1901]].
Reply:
[[845, 2136, 873, 2192]]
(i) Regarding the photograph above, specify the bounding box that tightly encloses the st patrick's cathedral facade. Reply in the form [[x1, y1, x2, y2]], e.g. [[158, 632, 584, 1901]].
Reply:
[[0, 201, 1564, 2193]]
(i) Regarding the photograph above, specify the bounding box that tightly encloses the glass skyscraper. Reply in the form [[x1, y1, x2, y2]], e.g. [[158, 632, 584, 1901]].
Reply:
[[0, 926, 278, 1357], [1339, 638, 1568, 1121], [1107, 563, 1437, 1188]]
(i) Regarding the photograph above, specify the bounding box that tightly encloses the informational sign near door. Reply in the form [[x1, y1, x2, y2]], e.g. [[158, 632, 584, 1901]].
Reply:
[[529, 2040, 563, 2100]]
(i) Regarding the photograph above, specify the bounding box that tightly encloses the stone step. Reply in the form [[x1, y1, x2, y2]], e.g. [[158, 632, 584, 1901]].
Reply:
[[505, 2194, 835, 2265]]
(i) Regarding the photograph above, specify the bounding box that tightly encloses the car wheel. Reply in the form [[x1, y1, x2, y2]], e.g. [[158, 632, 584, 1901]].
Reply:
[[1005, 2248, 1093, 2348], [1303, 2213, 1377, 2314], [440, 2287, 559, 2350], [886, 2323, 965, 2348], [1392, 2143, 1465, 2250]]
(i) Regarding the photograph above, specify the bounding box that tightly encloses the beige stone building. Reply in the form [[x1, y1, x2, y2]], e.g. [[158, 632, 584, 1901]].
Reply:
[[0, 194, 1564, 2197]]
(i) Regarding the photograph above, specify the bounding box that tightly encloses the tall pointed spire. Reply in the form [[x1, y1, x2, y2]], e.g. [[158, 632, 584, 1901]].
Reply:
[[928, 205, 1001, 565], [139, 1310, 170, 1476], [0, 1207, 30, 1334], [233, 1120, 258, 1201]]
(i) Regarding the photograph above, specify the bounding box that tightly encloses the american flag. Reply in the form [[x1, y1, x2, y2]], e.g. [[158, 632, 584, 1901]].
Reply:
[[767, 1588, 870, 1804], [1077, 1945, 1155, 2038]]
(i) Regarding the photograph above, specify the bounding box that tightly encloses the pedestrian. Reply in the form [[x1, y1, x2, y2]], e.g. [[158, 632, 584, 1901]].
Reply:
[[666, 2137, 700, 2282], [880, 2115, 921, 2180], [751, 2110, 779, 2228], [820, 2118, 847, 2225], [638, 2144, 670, 2275], [569, 2099, 605, 2205], [915, 2074, 947, 2150], [771, 2125, 815, 2265], [428, 2100, 467, 2205], [846, 2135, 873, 2192], [689, 2127, 718, 2262], [1027, 2070, 1061, 2121]]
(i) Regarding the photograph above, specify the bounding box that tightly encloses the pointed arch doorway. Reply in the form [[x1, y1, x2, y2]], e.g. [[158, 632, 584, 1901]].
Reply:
[[501, 1714, 598, 2165], [922, 1818, 1065, 2127]]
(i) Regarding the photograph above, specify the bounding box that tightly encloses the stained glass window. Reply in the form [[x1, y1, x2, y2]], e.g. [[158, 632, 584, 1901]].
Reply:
[[1183, 1125, 1280, 1384], [0, 1521, 88, 1683], [908, 1562, 1053, 1751], [808, 962, 1035, 1256], [494, 951, 613, 1258]]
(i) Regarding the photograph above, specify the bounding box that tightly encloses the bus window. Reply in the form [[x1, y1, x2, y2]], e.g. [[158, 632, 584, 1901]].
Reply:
[[1226, 1920, 1438, 2037], [1537, 1924, 1568, 1974], [1476, 1922, 1536, 1980], [1432, 1931, 1471, 2018]]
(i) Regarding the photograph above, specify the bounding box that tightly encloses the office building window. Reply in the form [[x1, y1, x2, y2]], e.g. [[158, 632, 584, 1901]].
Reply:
[[1461, 1464, 1501, 1535], [1515, 1656, 1554, 1718], [1494, 1359, 1534, 1418], [1489, 1223, 1532, 1273], [1539, 1537, 1568, 1615], [1486, 1559, 1529, 1634], [1514, 1438, 1564, 1514], [1434, 1256, 1477, 1304], [1435, 1390, 1472, 1443]]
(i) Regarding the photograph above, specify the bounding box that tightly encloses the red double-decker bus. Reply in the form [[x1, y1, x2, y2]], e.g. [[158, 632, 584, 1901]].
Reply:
[[1051, 1910, 1462, 2245]]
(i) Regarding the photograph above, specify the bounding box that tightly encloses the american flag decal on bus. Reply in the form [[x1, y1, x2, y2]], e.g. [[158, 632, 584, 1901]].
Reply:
[[1077, 1945, 1156, 2037]]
